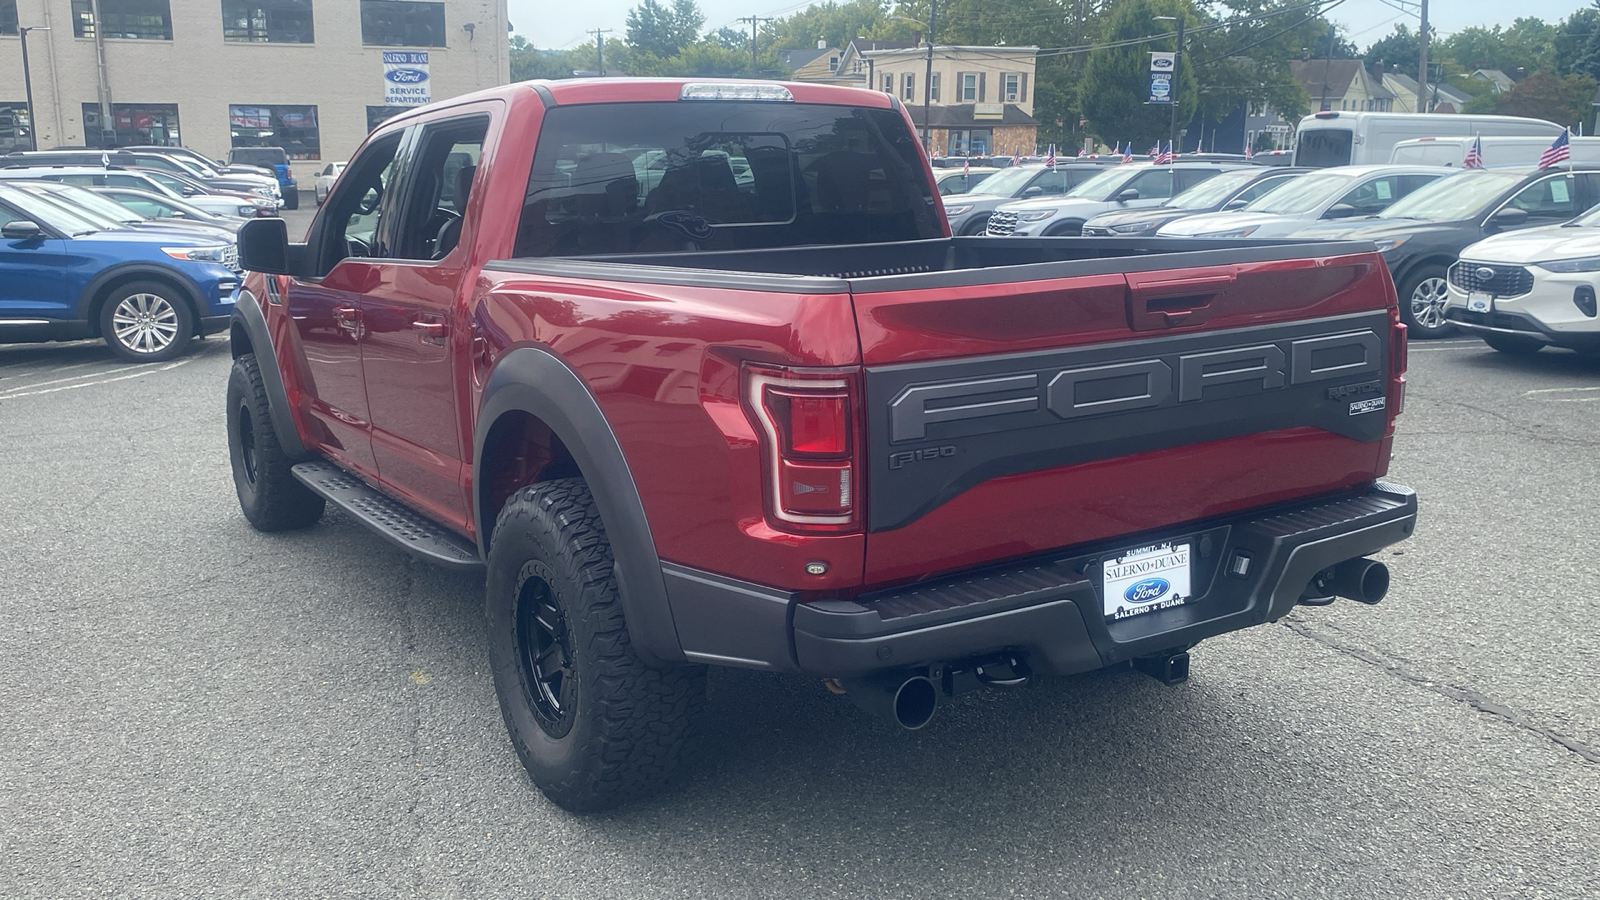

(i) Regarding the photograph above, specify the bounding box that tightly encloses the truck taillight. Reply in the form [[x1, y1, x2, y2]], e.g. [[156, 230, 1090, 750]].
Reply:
[[744, 365, 859, 531]]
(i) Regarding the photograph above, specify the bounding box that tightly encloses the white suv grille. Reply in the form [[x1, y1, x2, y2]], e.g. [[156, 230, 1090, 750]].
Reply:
[[986, 211, 1019, 236]]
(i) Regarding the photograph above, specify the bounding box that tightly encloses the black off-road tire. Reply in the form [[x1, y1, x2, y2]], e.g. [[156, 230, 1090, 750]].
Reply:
[[1483, 333, 1544, 356], [486, 479, 707, 812], [226, 353, 325, 531]]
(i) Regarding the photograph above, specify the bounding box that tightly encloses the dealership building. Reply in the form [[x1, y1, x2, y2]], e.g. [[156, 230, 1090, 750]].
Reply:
[[0, 0, 510, 183]]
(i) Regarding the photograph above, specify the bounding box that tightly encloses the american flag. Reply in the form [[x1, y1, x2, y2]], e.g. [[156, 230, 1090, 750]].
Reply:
[[963, 157, 969, 176], [1045, 144, 1056, 168], [1148, 142, 1161, 159], [1244, 141, 1253, 160], [1011, 152, 1021, 167], [1538, 130, 1571, 169], [1154, 142, 1175, 165], [1077, 147, 1087, 158], [1122, 143, 1134, 164], [1463, 135, 1484, 169]]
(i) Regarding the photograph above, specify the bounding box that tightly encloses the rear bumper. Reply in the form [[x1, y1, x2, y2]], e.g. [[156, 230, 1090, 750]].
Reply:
[[664, 481, 1418, 677]]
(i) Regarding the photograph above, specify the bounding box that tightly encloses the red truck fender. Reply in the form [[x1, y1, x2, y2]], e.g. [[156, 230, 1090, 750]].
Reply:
[[229, 288, 310, 460], [473, 345, 689, 668]]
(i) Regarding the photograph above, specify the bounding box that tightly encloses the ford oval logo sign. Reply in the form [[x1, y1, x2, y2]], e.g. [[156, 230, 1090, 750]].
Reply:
[[386, 68, 429, 84], [1475, 266, 1496, 281], [1151, 57, 1173, 70], [1124, 578, 1170, 604]]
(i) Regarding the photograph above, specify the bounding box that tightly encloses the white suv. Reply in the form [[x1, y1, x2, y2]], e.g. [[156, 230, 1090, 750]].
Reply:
[[1445, 206, 1600, 355]]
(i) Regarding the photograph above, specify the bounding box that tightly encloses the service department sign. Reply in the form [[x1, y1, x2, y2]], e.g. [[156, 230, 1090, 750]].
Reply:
[[384, 51, 431, 106]]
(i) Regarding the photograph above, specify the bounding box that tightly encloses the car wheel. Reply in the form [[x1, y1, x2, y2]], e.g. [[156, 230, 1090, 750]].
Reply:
[[1044, 220, 1086, 236], [226, 353, 326, 531], [1399, 265, 1454, 338], [960, 215, 992, 236], [315, 187, 325, 206], [98, 281, 194, 363], [283, 190, 299, 210], [486, 478, 707, 812], [1482, 334, 1544, 356]]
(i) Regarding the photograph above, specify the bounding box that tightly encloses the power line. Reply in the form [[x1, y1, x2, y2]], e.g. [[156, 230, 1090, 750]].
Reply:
[[737, 15, 774, 74], [587, 28, 612, 75]]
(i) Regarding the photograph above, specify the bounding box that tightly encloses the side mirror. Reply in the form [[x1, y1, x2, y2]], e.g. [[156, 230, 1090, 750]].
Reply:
[[1023, 186, 1044, 197], [1488, 207, 1529, 229], [238, 217, 292, 274], [1325, 203, 1359, 219], [1222, 198, 1249, 210], [1115, 188, 1140, 202], [2, 220, 44, 241]]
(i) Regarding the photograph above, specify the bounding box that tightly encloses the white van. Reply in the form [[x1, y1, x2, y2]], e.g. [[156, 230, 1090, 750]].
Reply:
[[1293, 111, 1562, 168], [1389, 135, 1600, 168]]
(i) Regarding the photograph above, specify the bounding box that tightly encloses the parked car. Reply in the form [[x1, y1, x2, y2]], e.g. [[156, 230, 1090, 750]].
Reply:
[[121, 144, 272, 178], [1288, 165, 1600, 336], [0, 166, 277, 218], [1291, 111, 1562, 167], [1389, 135, 1600, 169], [3, 149, 280, 201], [1157, 165, 1451, 239], [987, 161, 1250, 236], [1081, 166, 1310, 235], [5, 179, 238, 242], [314, 162, 346, 205], [941, 160, 1125, 235], [0, 180, 240, 361], [127, 166, 282, 214], [1444, 202, 1600, 354], [94, 186, 249, 232], [933, 166, 1000, 196], [228, 147, 300, 209]]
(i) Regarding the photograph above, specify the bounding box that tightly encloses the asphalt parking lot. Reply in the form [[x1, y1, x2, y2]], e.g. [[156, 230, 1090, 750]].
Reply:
[[3, 215, 1598, 896]]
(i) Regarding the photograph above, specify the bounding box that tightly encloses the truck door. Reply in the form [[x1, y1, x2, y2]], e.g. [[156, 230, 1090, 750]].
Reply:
[[357, 111, 494, 532], [281, 131, 405, 476]]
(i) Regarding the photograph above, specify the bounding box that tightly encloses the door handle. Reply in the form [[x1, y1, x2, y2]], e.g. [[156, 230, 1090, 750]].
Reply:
[[412, 320, 447, 345], [333, 306, 359, 321]]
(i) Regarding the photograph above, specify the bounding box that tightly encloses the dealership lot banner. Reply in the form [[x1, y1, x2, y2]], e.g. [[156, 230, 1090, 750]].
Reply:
[[384, 52, 432, 106]]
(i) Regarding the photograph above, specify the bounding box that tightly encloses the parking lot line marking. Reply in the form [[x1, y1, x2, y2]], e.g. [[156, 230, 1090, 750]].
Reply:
[[0, 355, 200, 401], [0, 359, 105, 384], [0, 364, 144, 393], [1409, 346, 1481, 352], [1523, 385, 1600, 395]]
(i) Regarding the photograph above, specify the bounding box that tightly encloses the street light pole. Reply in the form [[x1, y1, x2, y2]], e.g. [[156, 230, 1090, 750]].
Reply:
[[18, 25, 50, 152]]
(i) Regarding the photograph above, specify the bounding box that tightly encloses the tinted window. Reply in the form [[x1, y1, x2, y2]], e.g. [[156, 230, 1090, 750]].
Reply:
[[229, 105, 320, 159], [360, 0, 444, 47], [1509, 175, 1581, 222], [1127, 169, 1175, 200], [222, 0, 313, 43], [1336, 177, 1405, 215], [72, 0, 173, 39], [515, 102, 941, 257], [1295, 128, 1353, 167], [1234, 174, 1298, 204], [392, 116, 486, 260]]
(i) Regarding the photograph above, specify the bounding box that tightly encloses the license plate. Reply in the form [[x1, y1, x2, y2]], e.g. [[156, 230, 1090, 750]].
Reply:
[[1466, 293, 1493, 313], [1102, 541, 1192, 621]]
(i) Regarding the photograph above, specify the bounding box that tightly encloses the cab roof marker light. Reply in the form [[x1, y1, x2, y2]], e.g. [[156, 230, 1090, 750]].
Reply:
[[680, 83, 794, 102]]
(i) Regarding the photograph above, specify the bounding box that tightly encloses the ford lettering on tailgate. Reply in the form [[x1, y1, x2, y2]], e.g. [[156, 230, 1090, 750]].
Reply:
[[864, 311, 1391, 531]]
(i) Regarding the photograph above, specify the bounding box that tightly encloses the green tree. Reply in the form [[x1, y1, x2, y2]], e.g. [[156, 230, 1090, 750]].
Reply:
[[1492, 70, 1599, 127], [625, 0, 706, 58], [1364, 23, 1421, 76], [1078, 0, 1199, 149], [1556, 5, 1600, 76], [763, 0, 892, 52]]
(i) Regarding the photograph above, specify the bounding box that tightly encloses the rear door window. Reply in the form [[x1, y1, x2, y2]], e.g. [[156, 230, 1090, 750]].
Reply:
[[1127, 169, 1175, 200], [1508, 175, 1581, 223], [515, 101, 941, 257]]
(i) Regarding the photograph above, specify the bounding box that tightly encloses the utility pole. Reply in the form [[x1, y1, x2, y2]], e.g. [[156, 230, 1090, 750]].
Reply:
[[18, 26, 51, 152], [738, 16, 771, 76], [923, 0, 937, 153], [1320, 22, 1334, 111], [588, 28, 611, 76], [1415, 0, 1430, 113], [1157, 13, 1185, 153]]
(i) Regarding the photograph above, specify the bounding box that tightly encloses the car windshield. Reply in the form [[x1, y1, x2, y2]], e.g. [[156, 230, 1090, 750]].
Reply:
[[1168, 169, 1260, 209], [974, 166, 1042, 196], [27, 183, 145, 224], [172, 156, 220, 178], [1243, 172, 1356, 214], [7, 188, 106, 234], [1377, 170, 1526, 221], [1065, 166, 1138, 199]]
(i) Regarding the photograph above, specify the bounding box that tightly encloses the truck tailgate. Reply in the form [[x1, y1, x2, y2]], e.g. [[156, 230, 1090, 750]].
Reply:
[[855, 251, 1401, 585]]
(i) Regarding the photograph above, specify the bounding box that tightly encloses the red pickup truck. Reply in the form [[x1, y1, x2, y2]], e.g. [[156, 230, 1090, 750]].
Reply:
[[228, 78, 1416, 811]]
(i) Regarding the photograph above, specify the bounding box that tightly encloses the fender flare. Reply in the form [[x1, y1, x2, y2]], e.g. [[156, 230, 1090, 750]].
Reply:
[[230, 289, 309, 459], [474, 346, 686, 667], [76, 262, 206, 324]]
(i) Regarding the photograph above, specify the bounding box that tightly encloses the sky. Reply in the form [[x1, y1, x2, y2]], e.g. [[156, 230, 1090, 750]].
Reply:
[[511, 0, 1591, 53]]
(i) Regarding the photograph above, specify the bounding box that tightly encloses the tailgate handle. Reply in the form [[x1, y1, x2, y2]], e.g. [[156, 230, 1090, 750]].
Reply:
[[1127, 273, 1234, 330]]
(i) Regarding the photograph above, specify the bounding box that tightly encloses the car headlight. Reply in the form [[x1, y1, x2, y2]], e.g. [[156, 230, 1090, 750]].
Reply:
[[1536, 256, 1600, 273], [252, 187, 273, 197], [1017, 209, 1057, 223], [1109, 221, 1155, 234], [237, 204, 257, 217], [943, 205, 973, 216], [1373, 237, 1410, 253], [163, 245, 229, 263], [1197, 225, 1259, 238]]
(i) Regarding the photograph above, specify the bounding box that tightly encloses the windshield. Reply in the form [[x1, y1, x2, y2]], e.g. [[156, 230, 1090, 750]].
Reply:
[[171, 156, 219, 178], [1243, 172, 1356, 214], [6, 188, 106, 234], [1295, 127, 1354, 167], [1377, 170, 1523, 221], [1169, 169, 1260, 209], [27, 183, 144, 224], [974, 166, 1041, 196], [1065, 166, 1137, 199]]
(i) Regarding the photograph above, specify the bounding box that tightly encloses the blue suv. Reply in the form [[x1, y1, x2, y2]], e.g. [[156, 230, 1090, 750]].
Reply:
[[0, 181, 240, 362]]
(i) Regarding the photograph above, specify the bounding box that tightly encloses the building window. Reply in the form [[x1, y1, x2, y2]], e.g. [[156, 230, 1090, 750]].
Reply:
[[0, 103, 30, 153], [930, 72, 940, 101], [222, 0, 314, 43], [72, 0, 174, 39], [1, 0, 17, 35], [903, 73, 915, 100], [828, 55, 839, 72], [882, 73, 893, 93], [1004, 73, 1019, 102], [960, 73, 977, 102], [82, 102, 181, 147], [366, 105, 410, 132], [852, 60, 862, 74], [229, 104, 320, 159], [360, 0, 445, 47]]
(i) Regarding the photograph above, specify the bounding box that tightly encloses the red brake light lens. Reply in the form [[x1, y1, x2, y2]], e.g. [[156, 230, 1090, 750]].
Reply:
[[743, 365, 860, 531], [766, 390, 851, 458]]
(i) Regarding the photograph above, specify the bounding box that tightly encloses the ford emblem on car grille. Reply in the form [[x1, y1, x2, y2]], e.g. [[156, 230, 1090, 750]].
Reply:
[[1475, 267, 1496, 281], [1124, 578, 1171, 604]]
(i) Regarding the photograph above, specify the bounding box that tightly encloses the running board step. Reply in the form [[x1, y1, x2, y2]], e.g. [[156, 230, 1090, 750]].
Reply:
[[292, 460, 483, 572]]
